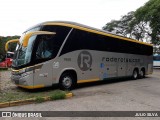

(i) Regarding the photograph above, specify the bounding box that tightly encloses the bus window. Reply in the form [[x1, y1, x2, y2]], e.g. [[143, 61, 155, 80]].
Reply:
[[35, 35, 55, 60], [153, 55, 160, 67], [153, 55, 160, 61]]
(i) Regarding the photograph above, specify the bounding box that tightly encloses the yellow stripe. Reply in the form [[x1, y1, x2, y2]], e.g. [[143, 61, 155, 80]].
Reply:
[[43, 22, 152, 47], [23, 31, 56, 47], [12, 68, 20, 72], [17, 84, 44, 89], [77, 78, 100, 83]]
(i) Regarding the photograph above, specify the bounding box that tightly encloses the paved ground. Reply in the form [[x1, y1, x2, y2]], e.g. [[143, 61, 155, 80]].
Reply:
[[0, 70, 15, 91], [0, 69, 160, 120]]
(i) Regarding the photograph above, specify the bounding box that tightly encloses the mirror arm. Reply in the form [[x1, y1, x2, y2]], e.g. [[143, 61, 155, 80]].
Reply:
[[5, 39, 19, 51]]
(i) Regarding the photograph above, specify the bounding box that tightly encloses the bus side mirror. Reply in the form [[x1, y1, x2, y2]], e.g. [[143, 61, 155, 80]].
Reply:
[[5, 39, 19, 52], [22, 31, 56, 47]]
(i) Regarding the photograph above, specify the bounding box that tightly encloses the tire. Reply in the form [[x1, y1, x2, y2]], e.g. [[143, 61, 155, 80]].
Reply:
[[139, 69, 145, 78], [59, 73, 76, 90], [132, 69, 138, 80]]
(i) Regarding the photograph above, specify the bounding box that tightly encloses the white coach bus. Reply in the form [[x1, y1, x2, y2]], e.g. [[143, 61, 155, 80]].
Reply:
[[153, 54, 160, 67], [9, 21, 153, 89]]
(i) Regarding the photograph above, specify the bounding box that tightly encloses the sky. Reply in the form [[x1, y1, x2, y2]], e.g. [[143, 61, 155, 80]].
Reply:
[[0, 0, 149, 36]]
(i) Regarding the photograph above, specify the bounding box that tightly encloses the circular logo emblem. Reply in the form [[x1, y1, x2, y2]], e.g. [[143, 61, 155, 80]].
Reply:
[[77, 51, 92, 71]]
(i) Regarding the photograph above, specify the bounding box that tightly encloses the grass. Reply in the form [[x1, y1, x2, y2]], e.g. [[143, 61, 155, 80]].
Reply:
[[50, 90, 66, 100], [35, 96, 45, 103], [0, 87, 68, 103]]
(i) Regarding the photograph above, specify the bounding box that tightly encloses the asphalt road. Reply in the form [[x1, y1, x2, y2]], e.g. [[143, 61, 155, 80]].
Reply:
[[0, 69, 160, 120]]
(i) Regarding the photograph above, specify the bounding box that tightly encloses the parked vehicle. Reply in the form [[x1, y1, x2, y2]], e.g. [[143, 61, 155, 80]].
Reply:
[[153, 54, 160, 68], [0, 52, 14, 68]]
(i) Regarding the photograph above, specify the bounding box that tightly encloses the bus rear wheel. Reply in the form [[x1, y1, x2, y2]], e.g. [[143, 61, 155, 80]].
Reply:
[[132, 69, 138, 80], [139, 69, 145, 78], [59, 73, 75, 90]]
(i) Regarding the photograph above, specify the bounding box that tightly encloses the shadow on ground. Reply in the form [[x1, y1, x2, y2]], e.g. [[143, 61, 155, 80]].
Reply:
[[75, 76, 151, 90]]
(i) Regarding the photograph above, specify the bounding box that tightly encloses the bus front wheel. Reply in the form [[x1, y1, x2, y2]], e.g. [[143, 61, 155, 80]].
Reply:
[[59, 73, 75, 90]]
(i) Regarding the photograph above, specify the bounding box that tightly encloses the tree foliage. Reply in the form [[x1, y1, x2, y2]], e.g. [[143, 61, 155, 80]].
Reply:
[[103, 12, 133, 37], [103, 0, 160, 46], [0, 36, 20, 60], [103, 11, 151, 42], [135, 0, 160, 45]]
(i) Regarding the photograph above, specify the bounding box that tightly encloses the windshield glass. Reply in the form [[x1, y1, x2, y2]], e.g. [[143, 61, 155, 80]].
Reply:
[[12, 35, 36, 67], [12, 26, 41, 67]]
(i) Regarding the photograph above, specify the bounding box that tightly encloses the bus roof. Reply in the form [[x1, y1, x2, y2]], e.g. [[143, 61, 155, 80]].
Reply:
[[25, 21, 153, 47]]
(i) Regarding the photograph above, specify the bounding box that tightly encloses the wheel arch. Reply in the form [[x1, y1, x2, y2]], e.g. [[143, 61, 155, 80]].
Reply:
[[141, 67, 145, 74], [134, 67, 139, 74], [57, 68, 77, 83], [140, 67, 146, 78]]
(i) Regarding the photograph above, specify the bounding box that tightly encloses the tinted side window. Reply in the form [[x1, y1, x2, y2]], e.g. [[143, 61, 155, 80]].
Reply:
[[41, 25, 71, 48], [35, 35, 56, 60], [153, 55, 160, 60], [60, 29, 93, 55], [61, 28, 152, 56]]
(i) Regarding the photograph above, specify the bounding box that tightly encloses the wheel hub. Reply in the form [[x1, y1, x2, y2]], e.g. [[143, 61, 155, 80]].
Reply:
[[134, 71, 137, 78], [62, 76, 72, 88]]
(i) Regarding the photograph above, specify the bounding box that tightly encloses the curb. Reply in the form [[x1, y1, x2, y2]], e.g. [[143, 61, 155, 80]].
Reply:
[[0, 93, 73, 108]]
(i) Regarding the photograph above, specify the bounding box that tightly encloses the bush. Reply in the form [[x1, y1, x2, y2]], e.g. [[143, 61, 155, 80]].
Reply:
[[35, 97, 45, 103], [50, 90, 65, 100]]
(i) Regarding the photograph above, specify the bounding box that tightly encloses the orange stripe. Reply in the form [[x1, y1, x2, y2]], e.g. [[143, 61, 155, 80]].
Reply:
[[77, 78, 99, 83], [17, 84, 44, 89]]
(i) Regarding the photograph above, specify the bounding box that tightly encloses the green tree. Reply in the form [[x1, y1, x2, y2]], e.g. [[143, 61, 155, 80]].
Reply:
[[135, 0, 160, 45], [0, 36, 20, 60], [103, 11, 151, 42], [102, 12, 135, 38], [103, 0, 160, 45]]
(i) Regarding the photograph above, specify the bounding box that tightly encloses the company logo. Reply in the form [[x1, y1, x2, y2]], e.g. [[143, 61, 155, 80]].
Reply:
[[77, 51, 92, 71]]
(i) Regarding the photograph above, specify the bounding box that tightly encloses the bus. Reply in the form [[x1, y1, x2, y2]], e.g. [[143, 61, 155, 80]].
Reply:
[[153, 54, 160, 67], [8, 21, 153, 90]]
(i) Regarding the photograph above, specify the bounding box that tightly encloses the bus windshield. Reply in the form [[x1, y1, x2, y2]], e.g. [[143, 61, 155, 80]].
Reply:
[[12, 33, 57, 67], [12, 35, 36, 67]]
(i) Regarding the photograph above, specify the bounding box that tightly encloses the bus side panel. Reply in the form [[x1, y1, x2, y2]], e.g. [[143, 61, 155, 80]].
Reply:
[[33, 61, 53, 87], [54, 50, 152, 84], [146, 55, 153, 74]]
